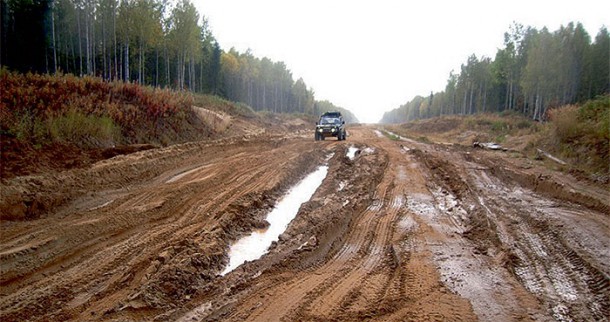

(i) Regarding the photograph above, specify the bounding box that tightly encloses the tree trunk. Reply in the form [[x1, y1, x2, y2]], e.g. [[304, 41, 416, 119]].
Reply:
[[508, 79, 512, 110], [533, 86, 540, 120], [85, 9, 90, 75], [165, 46, 170, 87], [274, 83, 278, 113], [138, 42, 142, 83], [504, 81, 510, 110], [101, 14, 107, 79], [199, 55, 203, 92], [92, 15, 96, 76], [248, 80, 253, 107], [263, 83, 267, 109], [181, 52, 186, 89], [482, 82, 488, 112], [77, 8, 83, 76], [461, 87, 468, 115], [113, 4, 118, 80], [176, 52, 181, 89], [125, 41, 130, 81], [51, 4, 57, 74], [119, 44, 123, 81], [189, 56, 194, 90]]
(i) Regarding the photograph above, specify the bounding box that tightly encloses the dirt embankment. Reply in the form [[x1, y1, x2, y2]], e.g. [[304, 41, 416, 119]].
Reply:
[[1, 124, 608, 322]]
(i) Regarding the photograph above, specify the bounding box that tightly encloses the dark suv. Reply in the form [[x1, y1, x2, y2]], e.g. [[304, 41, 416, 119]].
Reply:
[[315, 112, 346, 141]]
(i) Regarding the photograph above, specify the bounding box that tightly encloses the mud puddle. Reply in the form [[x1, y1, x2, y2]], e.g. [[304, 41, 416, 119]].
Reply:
[[165, 164, 213, 183], [346, 146, 359, 159], [221, 165, 329, 275]]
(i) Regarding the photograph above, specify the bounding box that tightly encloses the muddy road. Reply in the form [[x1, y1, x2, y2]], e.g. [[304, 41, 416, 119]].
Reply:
[[1, 125, 608, 321]]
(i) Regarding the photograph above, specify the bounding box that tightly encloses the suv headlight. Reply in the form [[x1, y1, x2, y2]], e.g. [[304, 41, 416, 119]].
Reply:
[[331, 128, 336, 132], [318, 128, 323, 132]]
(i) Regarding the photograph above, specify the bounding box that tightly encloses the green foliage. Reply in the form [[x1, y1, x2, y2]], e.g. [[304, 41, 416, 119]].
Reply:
[[0, 71, 202, 147], [315, 100, 359, 123], [382, 131, 400, 141], [48, 110, 120, 147], [1, 0, 353, 120], [515, 120, 532, 129], [551, 105, 582, 142], [491, 120, 507, 133], [192, 93, 256, 118], [220, 49, 319, 115], [494, 135, 506, 143], [381, 22, 609, 124], [578, 95, 610, 141], [549, 95, 609, 173], [417, 136, 431, 143], [457, 113, 540, 139], [10, 109, 48, 142]]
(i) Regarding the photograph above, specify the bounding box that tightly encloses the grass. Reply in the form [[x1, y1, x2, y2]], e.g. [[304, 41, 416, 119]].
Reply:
[[48, 110, 120, 147], [387, 96, 609, 180], [192, 94, 256, 118], [417, 136, 431, 143], [0, 70, 206, 148], [382, 130, 400, 141], [547, 96, 609, 175]]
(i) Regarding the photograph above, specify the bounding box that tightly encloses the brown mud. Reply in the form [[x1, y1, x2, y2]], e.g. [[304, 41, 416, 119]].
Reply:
[[1, 125, 608, 321]]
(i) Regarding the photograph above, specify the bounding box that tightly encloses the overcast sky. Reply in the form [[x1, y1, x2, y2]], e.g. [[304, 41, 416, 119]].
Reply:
[[196, 0, 608, 123]]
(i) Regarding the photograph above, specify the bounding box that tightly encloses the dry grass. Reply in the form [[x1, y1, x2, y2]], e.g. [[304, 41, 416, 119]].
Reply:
[[0, 71, 212, 147], [394, 113, 542, 148], [388, 97, 609, 180], [547, 96, 609, 175]]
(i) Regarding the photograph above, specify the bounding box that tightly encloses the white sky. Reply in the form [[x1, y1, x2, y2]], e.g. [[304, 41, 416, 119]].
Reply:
[[195, 0, 608, 123]]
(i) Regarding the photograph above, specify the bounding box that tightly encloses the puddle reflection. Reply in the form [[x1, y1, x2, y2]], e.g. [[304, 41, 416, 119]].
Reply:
[[221, 165, 329, 275]]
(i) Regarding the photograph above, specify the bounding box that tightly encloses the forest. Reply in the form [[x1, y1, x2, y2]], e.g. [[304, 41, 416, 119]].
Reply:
[[381, 23, 609, 123], [1, 0, 356, 120]]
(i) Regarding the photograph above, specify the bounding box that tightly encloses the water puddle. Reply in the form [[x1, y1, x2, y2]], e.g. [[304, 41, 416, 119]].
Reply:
[[385, 130, 408, 141], [89, 200, 114, 211], [166, 164, 211, 183], [221, 165, 329, 275], [346, 146, 359, 160]]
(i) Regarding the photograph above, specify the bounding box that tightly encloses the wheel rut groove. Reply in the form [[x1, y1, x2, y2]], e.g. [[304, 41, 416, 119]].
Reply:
[[2, 126, 608, 322]]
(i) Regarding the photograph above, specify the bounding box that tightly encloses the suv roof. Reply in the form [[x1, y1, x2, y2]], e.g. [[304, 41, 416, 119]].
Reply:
[[321, 111, 342, 118]]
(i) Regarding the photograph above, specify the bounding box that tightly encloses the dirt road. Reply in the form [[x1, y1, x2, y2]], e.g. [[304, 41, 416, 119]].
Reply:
[[1, 126, 608, 321]]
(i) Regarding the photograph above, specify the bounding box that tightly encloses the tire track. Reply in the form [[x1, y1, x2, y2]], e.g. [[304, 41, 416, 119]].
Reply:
[[0, 137, 326, 321], [248, 135, 403, 321], [444, 148, 610, 321], [219, 129, 473, 322]]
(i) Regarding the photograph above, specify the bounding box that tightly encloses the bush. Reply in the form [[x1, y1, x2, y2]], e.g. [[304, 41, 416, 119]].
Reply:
[[549, 105, 582, 143], [578, 95, 610, 142], [9, 109, 48, 142], [549, 96, 610, 173], [491, 120, 507, 133], [0, 71, 201, 147], [48, 110, 120, 147], [192, 93, 256, 118]]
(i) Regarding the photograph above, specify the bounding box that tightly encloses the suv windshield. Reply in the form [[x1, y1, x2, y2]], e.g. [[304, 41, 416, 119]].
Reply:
[[320, 117, 340, 125]]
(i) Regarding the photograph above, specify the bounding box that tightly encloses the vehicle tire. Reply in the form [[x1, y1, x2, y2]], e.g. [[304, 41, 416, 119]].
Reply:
[[315, 133, 319, 141]]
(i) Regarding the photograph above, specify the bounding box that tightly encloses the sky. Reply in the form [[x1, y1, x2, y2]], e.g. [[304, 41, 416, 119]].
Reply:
[[195, 0, 608, 123]]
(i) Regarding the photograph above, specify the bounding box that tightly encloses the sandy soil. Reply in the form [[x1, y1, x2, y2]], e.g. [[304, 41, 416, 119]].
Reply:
[[1, 125, 608, 321]]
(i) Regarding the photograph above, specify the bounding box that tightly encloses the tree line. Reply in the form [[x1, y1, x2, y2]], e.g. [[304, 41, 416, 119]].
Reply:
[[381, 22, 609, 123], [1, 0, 347, 118]]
